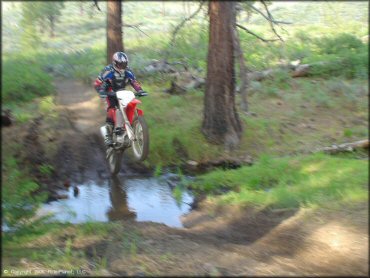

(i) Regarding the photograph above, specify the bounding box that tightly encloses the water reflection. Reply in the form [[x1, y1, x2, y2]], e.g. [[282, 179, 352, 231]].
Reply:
[[107, 176, 136, 221], [37, 174, 194, 228]]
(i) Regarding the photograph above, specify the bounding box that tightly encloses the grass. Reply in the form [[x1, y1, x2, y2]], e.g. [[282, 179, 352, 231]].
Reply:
[[190, 152, 368, 209], [137, 75, 367, 166], [2, 220, 141, 275], [1, 3, 368, 275]]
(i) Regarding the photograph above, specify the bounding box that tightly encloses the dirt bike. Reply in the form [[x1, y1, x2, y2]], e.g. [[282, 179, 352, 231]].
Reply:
[[100, 90, 149, 175]]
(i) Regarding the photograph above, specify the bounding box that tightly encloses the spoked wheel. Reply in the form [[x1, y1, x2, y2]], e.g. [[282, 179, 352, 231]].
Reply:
[[131, 116, 149, 161], [106, 147, 124, 175]]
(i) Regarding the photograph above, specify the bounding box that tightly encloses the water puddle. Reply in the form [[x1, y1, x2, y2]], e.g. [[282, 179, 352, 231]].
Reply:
[[37, 175, 194, 228]]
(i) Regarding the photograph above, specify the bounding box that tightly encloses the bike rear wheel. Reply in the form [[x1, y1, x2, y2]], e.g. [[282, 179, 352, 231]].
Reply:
[[106, 147, 124, 175], [132, 116, 149, 161]]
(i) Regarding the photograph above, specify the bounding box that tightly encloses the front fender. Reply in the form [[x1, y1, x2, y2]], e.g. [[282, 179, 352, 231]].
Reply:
[[126, 100, 143, 124]]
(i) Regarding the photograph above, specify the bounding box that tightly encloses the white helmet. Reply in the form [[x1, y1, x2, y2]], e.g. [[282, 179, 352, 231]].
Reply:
[[112, 52, 128, 73]]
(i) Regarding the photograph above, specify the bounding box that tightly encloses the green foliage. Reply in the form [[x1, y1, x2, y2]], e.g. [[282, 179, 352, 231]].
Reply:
[[2, 156, 46, 228], [2, 54, 53, 104], [19, 3, 42, 50], [20, 1, 64, 41], [154, 164, 163, 177], [191, 153, 368, 208], [79, 221, 111, 237], [306, 33, 368, 78], [172, 186, 184, 206], [39, 164, 54, 177]]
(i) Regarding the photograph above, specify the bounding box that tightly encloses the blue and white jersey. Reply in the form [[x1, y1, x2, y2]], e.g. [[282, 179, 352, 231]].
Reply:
[[96, 64, 142, 93]]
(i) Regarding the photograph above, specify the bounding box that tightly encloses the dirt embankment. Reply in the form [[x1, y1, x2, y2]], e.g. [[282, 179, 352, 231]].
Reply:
[[4, 79, 368, 276]]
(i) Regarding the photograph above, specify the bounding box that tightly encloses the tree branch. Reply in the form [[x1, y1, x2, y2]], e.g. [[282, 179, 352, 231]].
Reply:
[[170, 1, 205, 47], [236, 23, 279, 43], [123, 23, 151, 38], [260, 0, 284, 41], [246, 2, 292, 25], [93, 0, 101, 12]]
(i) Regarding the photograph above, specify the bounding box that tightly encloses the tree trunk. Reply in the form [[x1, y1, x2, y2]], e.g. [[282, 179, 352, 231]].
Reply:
[[49, 15, 55, 38], [79, 3, 84, 16], [234, 27, 249, 112], [107, 0, 123, 64], [162, 1, 166, 16], [202, 1, 243, 150]]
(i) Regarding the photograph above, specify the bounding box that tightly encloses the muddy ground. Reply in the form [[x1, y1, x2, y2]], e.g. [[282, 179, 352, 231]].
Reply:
[[3, 79, 368, 276]]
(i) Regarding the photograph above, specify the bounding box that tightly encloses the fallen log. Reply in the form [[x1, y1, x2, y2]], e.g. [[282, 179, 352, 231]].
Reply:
[[144, 59, 188, 74], [165, 71, 205, 95], [184, 155, 253, 174], [291, 64, 310, 78], [318, 139, 369, 154], [248, 60, 332, 82]]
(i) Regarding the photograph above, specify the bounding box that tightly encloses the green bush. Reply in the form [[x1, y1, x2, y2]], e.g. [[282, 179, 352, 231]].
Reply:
[[2, 54, 53, 104], [2, 156, 47, 229], [306, 33, 368, 78]]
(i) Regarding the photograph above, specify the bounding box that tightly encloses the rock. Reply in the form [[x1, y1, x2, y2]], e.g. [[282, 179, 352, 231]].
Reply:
[[144, 59, 176, 74], [241, 155, 253, 165], [168, 234, 182, 239], [186, 160, 199, 168], [73, 186, 79, 197], [166, 179, 177, 190], [291, 64, 310, 78], [166, 71, 205, 94], [57, 194, 69, 200], [203, 263, 220, 276], [64, 179, 71, 188], [143, 239, 154, 245], [2, 109, 12, 127]]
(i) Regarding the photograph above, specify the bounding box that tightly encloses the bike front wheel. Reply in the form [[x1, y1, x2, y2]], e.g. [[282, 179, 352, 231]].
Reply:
[[106, 147, 124, 175], [131, 116, 149, 161]]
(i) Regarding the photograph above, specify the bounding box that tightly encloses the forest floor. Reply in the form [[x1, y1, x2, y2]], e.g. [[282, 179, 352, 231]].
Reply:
[[2, 79, 368, 276]]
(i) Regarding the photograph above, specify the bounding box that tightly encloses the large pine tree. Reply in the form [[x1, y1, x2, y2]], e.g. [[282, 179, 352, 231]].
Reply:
[[107, 0, 124, 64], [202, 1, 243, 150]]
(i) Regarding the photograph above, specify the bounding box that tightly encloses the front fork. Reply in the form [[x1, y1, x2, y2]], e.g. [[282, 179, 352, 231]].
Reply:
[[118, 106, 136, 141]]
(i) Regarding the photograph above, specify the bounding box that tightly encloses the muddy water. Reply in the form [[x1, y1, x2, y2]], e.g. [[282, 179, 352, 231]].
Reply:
[[38, 175, 194, 228]]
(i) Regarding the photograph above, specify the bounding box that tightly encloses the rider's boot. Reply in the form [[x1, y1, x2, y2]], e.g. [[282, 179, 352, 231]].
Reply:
[[104, 123, 114, 147]]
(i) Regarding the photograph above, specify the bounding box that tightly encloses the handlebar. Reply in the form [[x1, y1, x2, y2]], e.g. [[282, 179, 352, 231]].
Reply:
[[135, 92, 148, 97], [100, 91, 148, 98]]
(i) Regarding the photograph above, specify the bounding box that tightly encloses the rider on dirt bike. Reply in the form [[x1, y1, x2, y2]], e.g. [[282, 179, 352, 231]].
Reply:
[[94, 51, 148, 146]]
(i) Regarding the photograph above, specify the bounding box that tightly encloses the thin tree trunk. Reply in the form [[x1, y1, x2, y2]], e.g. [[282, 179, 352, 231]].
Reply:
[[49, 15, 55, 38], [162, 1, 166, 16], [202, 1, 242, 150], [79, 3, 84, 16], [107, 0, 123, 64], [234, 28, 249, 112]]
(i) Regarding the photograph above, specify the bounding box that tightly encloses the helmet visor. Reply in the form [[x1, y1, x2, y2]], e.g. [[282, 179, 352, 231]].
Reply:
[[115, 61, 127, 70]]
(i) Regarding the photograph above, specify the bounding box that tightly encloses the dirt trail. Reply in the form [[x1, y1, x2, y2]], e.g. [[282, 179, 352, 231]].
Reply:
[[30, 79, 369, 276]]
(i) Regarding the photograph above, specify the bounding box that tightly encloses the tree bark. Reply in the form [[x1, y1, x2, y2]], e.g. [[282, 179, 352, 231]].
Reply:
[[107, 0, 123, 64], [202, 1, 243, 150], [234, 27, 249, 112]]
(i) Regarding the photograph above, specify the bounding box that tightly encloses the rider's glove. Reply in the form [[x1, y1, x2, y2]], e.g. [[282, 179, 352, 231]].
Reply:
[[98, 90, 107, 97], [136, 90, 148, 97], [106, 91, 116, 98]]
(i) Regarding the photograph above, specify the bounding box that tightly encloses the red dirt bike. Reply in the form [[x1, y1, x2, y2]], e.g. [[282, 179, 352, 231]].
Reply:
[[100, 90, 149, 175]]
